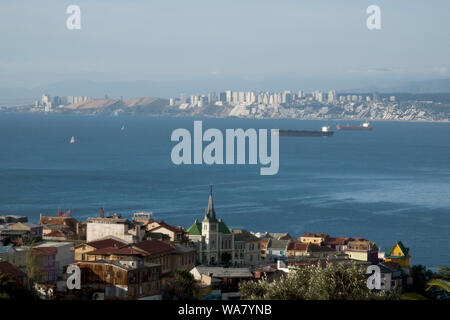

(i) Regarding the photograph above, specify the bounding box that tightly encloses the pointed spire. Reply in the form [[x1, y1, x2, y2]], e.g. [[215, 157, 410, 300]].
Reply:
[[203, 184, 217, 222]]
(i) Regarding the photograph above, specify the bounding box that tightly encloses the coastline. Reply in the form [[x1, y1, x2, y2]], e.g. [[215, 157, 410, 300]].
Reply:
[[0, 110, 449, 124]]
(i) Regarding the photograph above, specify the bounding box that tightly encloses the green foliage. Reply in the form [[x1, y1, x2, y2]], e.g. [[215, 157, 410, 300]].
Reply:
[[411, 264, 433, 295], [426, 279, 450, 293], [426, 266, 450, 299], [24, 237, 42, 245], [221, 252, 232, 266], [432, 267, 450, 282], [0, 272, 39, 300], [0, 273, 11, 296], [25, 246, 40, 285], [169, 269, 197, 300], [239, 262, 399, 300]]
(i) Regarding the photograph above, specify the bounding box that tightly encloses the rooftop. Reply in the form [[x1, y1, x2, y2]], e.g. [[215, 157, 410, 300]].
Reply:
[[0, 261, 26, 277], [193, 266, 253, 278], [134, 239, 175, 255], [232, 229, 260, 242], [86, 236, 129, 249]]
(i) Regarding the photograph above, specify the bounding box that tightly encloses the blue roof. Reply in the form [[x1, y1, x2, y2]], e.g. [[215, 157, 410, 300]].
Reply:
[[0, 245, 14, 254]]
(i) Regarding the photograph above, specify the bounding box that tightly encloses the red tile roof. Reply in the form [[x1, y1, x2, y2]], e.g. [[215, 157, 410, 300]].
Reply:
[[287, 242, 309, 251], [88, 246, 146, 256], [40, 216, 78, 230], [134, 239, 174, 255], [303, 232, 330, 238], [148, 221, 184, 233], [32, 247, 57, 255], [0, 261, 26, 277], [325, 237, 349, 245], [380, 261, 401, 271], [87, 238, 128, 249]]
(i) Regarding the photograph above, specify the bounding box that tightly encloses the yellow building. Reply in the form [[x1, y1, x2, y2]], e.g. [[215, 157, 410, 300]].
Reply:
[[384, 241, 411, 268]]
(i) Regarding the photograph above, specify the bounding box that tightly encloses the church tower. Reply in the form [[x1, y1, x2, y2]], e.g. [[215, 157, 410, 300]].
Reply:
[[202, 184, 219, 264]]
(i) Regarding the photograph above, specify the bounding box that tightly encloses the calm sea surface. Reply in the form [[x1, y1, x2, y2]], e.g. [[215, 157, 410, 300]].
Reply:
[[0, 113, 449, 267]]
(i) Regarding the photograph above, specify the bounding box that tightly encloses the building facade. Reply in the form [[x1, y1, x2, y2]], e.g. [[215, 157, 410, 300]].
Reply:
[[187, 186, 234, 266]]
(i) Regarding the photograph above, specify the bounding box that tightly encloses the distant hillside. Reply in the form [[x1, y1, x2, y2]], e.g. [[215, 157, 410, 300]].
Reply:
[[61, 97, 169, 114]]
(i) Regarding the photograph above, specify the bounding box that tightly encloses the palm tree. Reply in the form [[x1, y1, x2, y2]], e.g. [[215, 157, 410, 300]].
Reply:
[[426, 267, 450, 293]]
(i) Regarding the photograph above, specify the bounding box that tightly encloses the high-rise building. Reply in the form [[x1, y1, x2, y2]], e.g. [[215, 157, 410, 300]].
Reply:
[[315, 91, 323, 103], [328, 90, 337, 103], [208, 92, 216, 104], [180, 93, 187, 104], [226, 90, 232, 104], [219, 92, 226, 102]]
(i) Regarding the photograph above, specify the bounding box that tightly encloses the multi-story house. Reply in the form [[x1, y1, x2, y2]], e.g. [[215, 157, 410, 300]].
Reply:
[[83, 239, 191, 275], [86, 210, 146, 243], [384, 241, 411, 268], [40, 212, 86, 241], [8, 222, 43, 239], [345, 240, 379, 264], [266, 239, 290, 262], [32, 247, 57, 283], [232, 229, 261, 267], [146, 221, 187, 244], [286, 242, 338, 260], [74, 236, 128, 261], [259, 239, 270, 261], [378, 261, 407, 292], [171, 245, 196, 272], [299, 232, 330, 245], [35, 242, 74, 279], [67, 260, 161, 299], [286, 242, 309, 258], [324, 237, 351, 251], [187, 186, 234, 266], [0, 244, 15, 263]]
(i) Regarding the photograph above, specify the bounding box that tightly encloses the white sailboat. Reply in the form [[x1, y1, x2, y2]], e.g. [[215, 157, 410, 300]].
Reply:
[[70, 136, 76, 144]]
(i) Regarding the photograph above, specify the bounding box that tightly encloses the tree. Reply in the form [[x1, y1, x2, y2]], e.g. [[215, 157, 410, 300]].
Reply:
[[0, 273, 11, 299], [25, 246, 40, 286], [169, 269, 197, 300], [221, 252, 232, 266], [0, 272, 39, 300], [239, 262, 398, 300], [426, 267, 450, 300], [411, 265, 433, 295]]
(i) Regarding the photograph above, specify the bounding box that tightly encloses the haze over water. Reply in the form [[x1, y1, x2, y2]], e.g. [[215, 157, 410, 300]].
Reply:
[[0, 114, 449, 267]]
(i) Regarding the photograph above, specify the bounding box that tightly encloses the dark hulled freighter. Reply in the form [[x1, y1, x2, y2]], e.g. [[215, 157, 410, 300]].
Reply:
[[276, 126, 334, 137]]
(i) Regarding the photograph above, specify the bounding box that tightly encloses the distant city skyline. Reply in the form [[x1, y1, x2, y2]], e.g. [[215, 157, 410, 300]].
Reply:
[[0, 0, 449, 91]]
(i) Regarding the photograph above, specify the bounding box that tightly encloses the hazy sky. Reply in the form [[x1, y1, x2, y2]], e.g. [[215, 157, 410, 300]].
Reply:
[[0, 0, 449, 90]]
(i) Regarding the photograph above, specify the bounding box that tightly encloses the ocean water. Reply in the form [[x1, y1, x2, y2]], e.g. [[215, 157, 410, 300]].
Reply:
[[0, 113, 449, 267]]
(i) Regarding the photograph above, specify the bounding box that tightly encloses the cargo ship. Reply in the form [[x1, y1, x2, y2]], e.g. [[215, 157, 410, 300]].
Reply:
[[336, 122, 373, 131], [276, 126, 334, 137]]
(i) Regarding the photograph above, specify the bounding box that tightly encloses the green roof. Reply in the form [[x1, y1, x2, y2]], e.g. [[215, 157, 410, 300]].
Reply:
[[385, 241, 410, 257], [187, 220, 202, 236], [218, 220, 231, 234]]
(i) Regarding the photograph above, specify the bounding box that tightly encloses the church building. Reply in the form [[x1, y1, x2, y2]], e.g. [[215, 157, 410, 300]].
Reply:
[[187, 186, 234, 265]]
